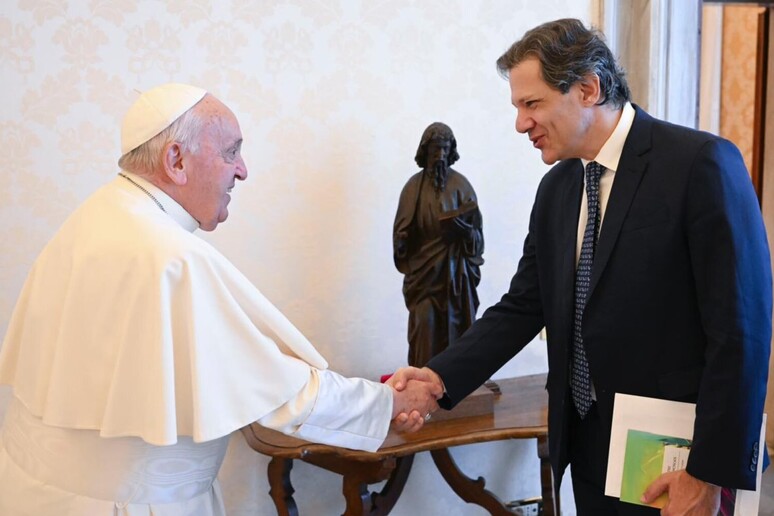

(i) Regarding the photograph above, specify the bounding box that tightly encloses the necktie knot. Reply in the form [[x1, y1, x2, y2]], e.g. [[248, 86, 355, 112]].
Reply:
[[585, 161, 603, 191], [583, 161, 605, 249]]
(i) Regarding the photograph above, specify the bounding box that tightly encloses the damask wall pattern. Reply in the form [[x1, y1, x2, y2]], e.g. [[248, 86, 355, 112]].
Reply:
[[720, 5, 761, 174], [0, 1, 590, 514]]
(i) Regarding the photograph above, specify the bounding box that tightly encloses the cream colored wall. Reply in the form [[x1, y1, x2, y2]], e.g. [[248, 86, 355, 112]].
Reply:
[[0, 1, 591, 514]]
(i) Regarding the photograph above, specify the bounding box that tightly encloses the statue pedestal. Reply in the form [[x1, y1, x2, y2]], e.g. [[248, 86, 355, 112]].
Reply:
[[428, 382, 497, 422]]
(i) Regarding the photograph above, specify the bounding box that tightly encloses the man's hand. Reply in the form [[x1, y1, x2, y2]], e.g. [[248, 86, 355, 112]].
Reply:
[[387, 367, 443, 433], [389, 379, 440, 432], [641, 470, 721, 515], [387, 366, 444, 395]]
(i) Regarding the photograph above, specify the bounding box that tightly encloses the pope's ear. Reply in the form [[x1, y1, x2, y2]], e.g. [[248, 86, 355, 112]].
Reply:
[[163, 141, 187, 185]]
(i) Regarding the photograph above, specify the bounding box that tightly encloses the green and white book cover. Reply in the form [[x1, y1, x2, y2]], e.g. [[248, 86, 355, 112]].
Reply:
[[620, 429, 692, 508]]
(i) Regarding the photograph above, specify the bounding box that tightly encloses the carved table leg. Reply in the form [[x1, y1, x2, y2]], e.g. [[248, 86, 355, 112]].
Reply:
[[304, 455, 397, 516], [430, 448, 516, 515], [341, 474, 374, 516], [369, 454, 414, 515], [267, 457, 298, 516], [537, 435, 559, 516]]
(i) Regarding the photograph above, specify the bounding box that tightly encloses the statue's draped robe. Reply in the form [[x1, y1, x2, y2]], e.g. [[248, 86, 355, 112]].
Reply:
[[393, 168, 484, 366]]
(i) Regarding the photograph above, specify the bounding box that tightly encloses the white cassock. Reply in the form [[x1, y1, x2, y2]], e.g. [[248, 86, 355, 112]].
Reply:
[[0, 172, 393, 515]]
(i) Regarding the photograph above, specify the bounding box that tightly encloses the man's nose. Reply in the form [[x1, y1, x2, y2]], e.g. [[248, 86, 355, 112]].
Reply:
[[515, 111, 534, 134]]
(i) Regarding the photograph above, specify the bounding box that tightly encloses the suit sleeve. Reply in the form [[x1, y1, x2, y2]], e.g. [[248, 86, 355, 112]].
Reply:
[[684, 138, 772, 490], [427, 195, 545, 408]]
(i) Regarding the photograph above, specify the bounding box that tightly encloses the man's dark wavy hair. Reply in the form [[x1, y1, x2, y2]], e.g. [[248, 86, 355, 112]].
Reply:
[[414, 122, 460, 168], [496, 18, 631, 109]]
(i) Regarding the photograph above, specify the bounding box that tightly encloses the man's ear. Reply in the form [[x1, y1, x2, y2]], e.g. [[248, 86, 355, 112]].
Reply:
[[579, 73, 602, 106], [162, 142, 187, 186]]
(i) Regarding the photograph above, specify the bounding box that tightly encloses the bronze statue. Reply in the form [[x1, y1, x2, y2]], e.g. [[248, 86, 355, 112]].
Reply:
[[393, 122, 484, 367]]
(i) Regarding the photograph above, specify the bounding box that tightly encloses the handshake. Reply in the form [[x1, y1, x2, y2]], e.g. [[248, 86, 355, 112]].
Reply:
[[386, 367, 445, 433]]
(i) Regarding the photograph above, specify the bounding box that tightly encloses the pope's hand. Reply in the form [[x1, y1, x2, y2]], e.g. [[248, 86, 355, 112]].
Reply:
[[387, 367, 444, 433], [390, 406, 424, 433], [390, 379, 440, 419]]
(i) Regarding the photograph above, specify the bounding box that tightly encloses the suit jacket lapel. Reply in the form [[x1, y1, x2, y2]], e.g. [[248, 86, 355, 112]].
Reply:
[[560, 162, 584, 340], [589, 106, 653, 296]]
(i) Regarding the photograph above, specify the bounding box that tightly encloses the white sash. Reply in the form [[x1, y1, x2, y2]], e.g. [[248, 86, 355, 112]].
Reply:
[[1, 397, 228, 505]]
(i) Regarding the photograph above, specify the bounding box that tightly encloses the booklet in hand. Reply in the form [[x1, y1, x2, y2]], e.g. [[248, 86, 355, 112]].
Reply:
[[438, 200, 479, 224], [606, 393, 764, 516]]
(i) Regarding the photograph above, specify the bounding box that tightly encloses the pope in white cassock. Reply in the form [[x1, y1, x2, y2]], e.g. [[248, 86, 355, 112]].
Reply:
[[0, 83, 439, 515]]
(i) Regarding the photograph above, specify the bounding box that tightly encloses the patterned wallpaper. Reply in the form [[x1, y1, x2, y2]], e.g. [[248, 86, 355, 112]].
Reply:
[[0, 1, 591, 514], [720, 5, 763, 174]]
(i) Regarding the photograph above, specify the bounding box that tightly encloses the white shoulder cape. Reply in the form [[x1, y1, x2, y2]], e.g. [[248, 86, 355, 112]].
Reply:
[[0, 176, 328, 445]]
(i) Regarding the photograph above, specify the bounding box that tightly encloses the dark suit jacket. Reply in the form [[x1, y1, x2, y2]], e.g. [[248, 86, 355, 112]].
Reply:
[[427, 106, 772, 490]]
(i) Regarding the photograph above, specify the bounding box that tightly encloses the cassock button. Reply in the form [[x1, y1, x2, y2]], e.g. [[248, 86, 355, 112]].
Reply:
[[750, 464, 757, 472]]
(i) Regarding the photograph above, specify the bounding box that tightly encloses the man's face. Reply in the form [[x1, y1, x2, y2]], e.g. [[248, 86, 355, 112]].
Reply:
[[182, 96, 248, 231], [426, 139, 451, 169], [508, 57, 592, 164]]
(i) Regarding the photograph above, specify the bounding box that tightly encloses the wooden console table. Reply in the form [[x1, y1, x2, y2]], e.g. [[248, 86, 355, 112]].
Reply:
[[241, 373, 557, 515]]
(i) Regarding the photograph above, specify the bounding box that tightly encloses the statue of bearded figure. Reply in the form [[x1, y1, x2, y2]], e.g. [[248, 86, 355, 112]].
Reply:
[[393, 122, 485, 367]]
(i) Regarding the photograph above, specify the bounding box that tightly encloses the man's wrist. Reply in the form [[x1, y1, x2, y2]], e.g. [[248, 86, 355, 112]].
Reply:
[[422, 367, 446, 398]]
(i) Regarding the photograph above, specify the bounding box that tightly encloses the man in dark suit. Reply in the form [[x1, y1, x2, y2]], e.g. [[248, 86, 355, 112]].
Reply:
[[389, 18, 771, 515]]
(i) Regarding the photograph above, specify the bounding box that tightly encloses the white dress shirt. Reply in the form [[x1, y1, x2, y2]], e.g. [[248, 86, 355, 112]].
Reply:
[[575, 102, 636, 263], [574, 102, 635, 399]]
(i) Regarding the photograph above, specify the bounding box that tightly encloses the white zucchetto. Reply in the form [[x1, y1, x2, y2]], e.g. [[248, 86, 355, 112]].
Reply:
[[120, 83, 207, 155]]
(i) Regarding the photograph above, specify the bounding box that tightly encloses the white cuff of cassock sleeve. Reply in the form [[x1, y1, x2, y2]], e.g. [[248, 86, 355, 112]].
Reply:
[[296, 369, 392, 452], [257, 368, 392, 452]]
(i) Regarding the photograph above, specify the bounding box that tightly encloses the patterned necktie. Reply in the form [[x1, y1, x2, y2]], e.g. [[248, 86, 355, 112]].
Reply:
[[571, 161, 604, 419]]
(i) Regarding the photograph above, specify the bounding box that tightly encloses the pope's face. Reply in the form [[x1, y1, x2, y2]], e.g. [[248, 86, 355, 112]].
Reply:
[[508, 57, 592, 164], [183, 97, 248, 231]]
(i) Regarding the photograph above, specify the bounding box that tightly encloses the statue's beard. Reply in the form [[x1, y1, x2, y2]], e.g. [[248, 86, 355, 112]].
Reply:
[[431, 160, 449, 192]]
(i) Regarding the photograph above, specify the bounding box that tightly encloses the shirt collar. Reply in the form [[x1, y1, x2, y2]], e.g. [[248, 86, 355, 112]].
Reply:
[[581, 101, 635, 172], [119, 171, 199, 233]]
